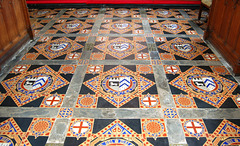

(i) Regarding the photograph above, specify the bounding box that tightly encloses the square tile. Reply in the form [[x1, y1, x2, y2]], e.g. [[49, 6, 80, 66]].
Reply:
[[60, 8, 100, 18]]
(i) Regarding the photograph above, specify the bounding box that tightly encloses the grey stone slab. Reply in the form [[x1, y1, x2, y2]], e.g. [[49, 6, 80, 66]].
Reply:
[[43, 33, 89, 37], [166, 119, 187, 145], [147, 43, 157, 51], [61, 65, 87, 107], [98, 34, 144, 37], [84, 43, 95, 51], [178, 109, 240, 119], [55, 9, 67, 19], [18, 60, 78, 65], [150, 51, 160, 59], [73, 108, 163, 119], [154, 34, 199, 38], [81, 50, 92, 59], [89, 60, 150, 65], [188, 20, 204, 35], [47, 119, 70, 144], [0, 107, 59, 117], [149, 18, 185, 20], [162, 60, 180, 65], [146, 37, 155, 43], [178, 10, 190, 19], [152, 65, 176, 107]]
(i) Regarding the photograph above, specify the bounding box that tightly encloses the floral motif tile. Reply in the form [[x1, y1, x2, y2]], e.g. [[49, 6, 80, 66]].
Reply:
[[23, 37, 84, 60], [60, 8, 100, 18], [150, 20, 197, 35], [99, 19, 143, 34], [64, 118, 168, 145], [167, 66, 240, 108], [92, 37, 148, 60], [78, 65, 159, 108], [28, 9, 61, 18], [45, 19, 94, 34], [104, 8, 141, 18], [0, 117, 52, 145], [157, 37, 218, 60], [146, 8, 183, 18], [0, 65, 73, 107]]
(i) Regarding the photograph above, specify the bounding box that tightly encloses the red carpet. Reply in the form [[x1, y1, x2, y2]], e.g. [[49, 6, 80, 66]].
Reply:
[[26, 0, 200, 4]]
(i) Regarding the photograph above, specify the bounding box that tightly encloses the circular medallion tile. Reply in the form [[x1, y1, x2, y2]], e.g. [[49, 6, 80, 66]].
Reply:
[[70, 120, 91, 139], [184, 120, 204, 138], [78, 94, 96, 107], [30, 119, 52, 138], [44, 94, 62, 107], [143, 120, 164, 137], [175, 94, 193, 108]]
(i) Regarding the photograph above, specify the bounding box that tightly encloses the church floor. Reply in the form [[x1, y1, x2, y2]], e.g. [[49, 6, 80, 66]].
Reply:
[[0, 7, 240, 146]]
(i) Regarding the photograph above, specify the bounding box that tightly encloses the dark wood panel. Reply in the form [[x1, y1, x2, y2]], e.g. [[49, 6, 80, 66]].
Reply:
[[0, 0, 33, 70], [0, 9, 10, 51], [205, 0, 240, 75]]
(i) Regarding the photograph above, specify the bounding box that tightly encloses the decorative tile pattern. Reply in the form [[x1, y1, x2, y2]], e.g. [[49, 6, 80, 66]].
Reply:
[[181, 119, 208, 139], [105, 8, 140, 18], [28, 118, 55, 138], [163, 108, 179, 119], [45, 19, 93, 34], [40, 93, 64, 108], [0, 117, 49, 145], [99, 19, 143, 34], [0, 65, 73, 107], [150, 20, 197, 35], [28, 9, 60, 18], [30, 19, 51, 36], [168, 66, 239, 108], [65, 119, 169, 145], [60, 8, 100, 18], [24, 37, 84, 60], [57, 108, 73, 118], [157, 37, 216, 60], [146, 8, 183, 18], [79, 65, 158, 108], [92, 37, 148, 60]]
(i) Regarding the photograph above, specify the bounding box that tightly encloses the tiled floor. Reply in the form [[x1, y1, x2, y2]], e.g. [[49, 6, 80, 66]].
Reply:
[[0, 7, 240, 146]]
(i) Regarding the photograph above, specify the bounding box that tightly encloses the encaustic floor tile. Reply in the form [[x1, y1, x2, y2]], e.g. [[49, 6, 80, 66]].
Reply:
[[150, 20, 197, 35], [60, 8, 100, 18], [157, 37, 219, 61], [64, 118, 168, 146], [91, 37, 148, 60], [45, 19, 94, 34], [0, 117, 54, 146], [181, 9, 209, 20], [99, 19, 144, 34], [30, 19, 51, 36], [28, 9, 61, 19], [146, 8, 183, 18], [23, 37, 85, 60], [182, 118, 240, 146], [78, 65, 159, 108], [0, 65, 74, 107], [104, 8, 141, 18], [166, 65, 240, 108]]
